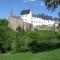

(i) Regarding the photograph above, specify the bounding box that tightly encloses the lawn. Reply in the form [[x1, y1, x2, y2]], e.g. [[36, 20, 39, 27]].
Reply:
[[0, 48, 60, 60]]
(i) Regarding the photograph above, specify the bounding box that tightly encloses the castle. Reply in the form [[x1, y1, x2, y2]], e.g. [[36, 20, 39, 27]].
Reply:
[[8, 10, 59, 31]]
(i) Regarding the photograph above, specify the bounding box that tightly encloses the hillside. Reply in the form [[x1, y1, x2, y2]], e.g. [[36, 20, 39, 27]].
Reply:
[[0, 19, 60, 54]]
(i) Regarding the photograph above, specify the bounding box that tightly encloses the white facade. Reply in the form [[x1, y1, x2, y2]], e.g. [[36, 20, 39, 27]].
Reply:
[[21, 10, 55, 27], [9, 10, 59, 31], [21, 10, 32, 24], [32, 17, 43, 27], [31, 17, 55, 27]]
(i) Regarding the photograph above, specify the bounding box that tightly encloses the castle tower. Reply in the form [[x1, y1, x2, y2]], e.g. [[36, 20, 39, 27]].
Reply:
[[9, 9, 15, 18]]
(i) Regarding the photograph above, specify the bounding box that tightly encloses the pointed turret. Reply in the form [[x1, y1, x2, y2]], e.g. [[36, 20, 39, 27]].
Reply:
[[9, 9, 15, 18]]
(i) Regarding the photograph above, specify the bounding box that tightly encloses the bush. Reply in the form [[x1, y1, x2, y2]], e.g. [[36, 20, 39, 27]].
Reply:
[[0, 19, 60, 54]]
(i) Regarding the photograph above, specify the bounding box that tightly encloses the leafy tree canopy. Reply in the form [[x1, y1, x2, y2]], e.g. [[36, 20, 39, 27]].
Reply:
[[44, 0, 60, 11], [0, 19, 8, 26]]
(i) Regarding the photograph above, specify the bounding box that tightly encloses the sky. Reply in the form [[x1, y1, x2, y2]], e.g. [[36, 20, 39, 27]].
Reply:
[[0, 0, 60, 19]]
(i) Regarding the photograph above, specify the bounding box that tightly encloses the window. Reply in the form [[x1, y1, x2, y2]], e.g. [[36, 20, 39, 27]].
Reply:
[[25, 19, 27, 21], [48, 20, 49, 23], [32, 21, 33, 22], [34, 21, 35, 23]]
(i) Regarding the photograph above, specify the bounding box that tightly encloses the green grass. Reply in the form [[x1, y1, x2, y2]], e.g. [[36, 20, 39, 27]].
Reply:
[[0, 48, 60, 60]]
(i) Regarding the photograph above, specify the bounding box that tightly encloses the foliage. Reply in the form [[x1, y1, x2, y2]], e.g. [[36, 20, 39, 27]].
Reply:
[[44, 0, 60, 11], [0, 27, 12, 53], [16, 27, 24, 32], [15, 30, 60, 53], [0, 19, 60, 53], [0, 19, 8, 27], [0, 19, 16, 53]]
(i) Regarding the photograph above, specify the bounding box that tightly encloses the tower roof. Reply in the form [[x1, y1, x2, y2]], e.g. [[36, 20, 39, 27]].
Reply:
[[21, 10, 30, 15]]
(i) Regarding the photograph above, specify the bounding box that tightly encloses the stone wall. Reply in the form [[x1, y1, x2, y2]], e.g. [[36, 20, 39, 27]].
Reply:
[[8, 16, 23, 31], [8, 16, 33, 31]]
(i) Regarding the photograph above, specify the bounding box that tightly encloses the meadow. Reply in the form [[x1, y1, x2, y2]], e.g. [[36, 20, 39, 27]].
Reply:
[[0, 48, 60, 60]]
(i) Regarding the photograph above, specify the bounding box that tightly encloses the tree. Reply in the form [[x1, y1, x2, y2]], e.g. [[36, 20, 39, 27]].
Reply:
[[0, 19, 8, 27], [43, 0, 60, 30], [0, 27, 12, 53], [58, 12, 60, 20], [58, 12, 60, 27], [44, 0, 60, 11]]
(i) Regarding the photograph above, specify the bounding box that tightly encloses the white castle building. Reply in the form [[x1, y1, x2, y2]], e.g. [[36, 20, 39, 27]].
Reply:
[[8, 10, 59, 31]]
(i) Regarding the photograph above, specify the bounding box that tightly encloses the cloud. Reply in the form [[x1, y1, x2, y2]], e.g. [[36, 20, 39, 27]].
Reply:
[[40, 2, 45, 6], [24, 0, 36, 3]]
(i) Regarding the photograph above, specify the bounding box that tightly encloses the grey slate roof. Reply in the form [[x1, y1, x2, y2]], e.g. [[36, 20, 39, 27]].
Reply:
[[32, 14, 59, 21], [21, 10, 30, 15]]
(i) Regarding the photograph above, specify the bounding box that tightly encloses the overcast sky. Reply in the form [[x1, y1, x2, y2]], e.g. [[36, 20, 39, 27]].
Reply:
[[0, 0, 60, 18]]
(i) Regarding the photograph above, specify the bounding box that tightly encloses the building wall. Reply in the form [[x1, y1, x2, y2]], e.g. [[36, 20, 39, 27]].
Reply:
[[8, 18, 18, 31], [8, 10, 58, 31], [31, 17, 55, 27], [21, 11, 32, 24], [8, 17, 24, 31], [43, 20, 55, 26], [32, 17, 43, 27]]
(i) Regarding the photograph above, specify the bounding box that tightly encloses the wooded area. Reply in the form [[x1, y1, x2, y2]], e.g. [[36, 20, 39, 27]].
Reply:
[[0, 19, 60, 53]]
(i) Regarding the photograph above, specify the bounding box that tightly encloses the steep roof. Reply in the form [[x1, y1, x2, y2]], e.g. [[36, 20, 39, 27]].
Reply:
[[32, 14, 59, 21], [21, 10, 30, 15]]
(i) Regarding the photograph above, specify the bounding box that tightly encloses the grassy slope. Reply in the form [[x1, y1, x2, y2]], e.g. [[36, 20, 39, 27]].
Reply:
[[0, 20, 60, 60], [0, 48, 60, 60]]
